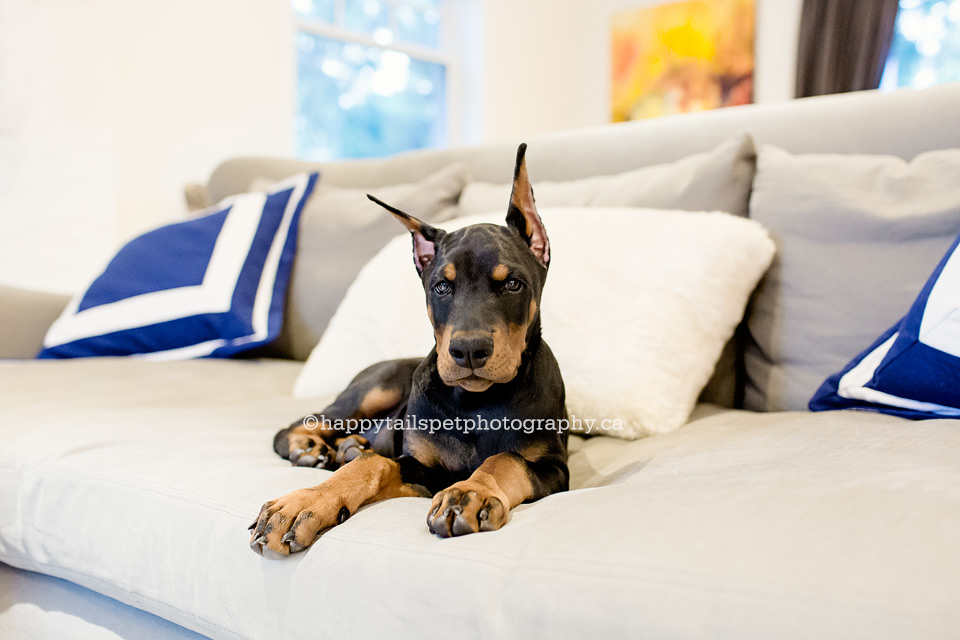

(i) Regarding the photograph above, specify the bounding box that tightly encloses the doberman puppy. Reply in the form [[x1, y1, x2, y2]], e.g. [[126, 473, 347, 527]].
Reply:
[[250, 144, 568, 556]]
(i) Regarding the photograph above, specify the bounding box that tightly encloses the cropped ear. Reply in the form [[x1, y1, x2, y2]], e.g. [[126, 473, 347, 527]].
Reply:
[[505, 143, 549, 268], [368, 194, 445, 275]]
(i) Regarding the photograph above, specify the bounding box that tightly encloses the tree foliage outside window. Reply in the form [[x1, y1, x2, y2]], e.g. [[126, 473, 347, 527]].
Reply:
[[292, 0, 447, 160], [881, 0, 960, 89]]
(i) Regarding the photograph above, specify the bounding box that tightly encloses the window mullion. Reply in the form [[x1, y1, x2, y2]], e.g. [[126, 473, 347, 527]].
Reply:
[[296, 19, 450, 65]]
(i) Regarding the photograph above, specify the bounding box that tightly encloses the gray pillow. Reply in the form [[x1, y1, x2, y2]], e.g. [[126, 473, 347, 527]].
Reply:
[[457, 133, 757, 218], [745, 145, 960, 412], [256, 164, 469, 361]]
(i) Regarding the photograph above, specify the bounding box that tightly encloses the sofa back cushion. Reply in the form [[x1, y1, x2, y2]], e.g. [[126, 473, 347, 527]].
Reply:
[[457, 133, 756, 219], [261, 164, 468, 361], [744, 144, 960, 412], [207, 85, 960, 207]]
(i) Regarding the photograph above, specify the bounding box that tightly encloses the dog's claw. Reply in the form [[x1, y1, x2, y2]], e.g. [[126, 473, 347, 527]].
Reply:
[[247, 520, 258, 531], [280, 530, 306, 553], [430, 507, 454, 537], [452, 515, 474, 537], [296, 455, 318, 467], [250, 535, 267, 555]]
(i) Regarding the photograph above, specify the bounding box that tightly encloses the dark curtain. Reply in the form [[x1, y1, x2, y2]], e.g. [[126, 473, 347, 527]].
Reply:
[[795, 0, 900, 98]]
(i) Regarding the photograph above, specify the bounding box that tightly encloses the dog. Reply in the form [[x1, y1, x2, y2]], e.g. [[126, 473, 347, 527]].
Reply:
[[249, 144, 569, 556]]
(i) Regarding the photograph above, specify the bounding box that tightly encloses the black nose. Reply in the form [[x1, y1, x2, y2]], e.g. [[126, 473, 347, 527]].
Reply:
[[448, 333, 494, 369]]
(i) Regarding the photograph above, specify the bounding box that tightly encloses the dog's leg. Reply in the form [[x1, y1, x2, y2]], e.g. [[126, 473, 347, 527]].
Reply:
[[249, 452, 431, 556], [274, 358, 421, 468], [426, 451, 568, 537]]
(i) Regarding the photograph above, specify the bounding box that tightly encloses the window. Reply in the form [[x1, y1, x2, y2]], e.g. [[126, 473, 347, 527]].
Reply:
[[881, 0, 960, 90], [292, 0, 448, 161]]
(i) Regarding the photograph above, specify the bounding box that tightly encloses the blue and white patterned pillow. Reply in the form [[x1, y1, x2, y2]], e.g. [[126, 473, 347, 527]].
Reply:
[[38, 172, 318, 360], [809, 229, 960, 418]]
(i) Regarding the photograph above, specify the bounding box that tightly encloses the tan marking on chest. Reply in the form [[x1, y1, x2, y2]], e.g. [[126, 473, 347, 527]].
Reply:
[[405, 432, 479, 472]]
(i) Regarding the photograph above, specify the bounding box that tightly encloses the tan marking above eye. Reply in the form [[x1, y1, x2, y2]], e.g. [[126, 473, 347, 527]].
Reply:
[[443, 263, 456, 280], [492, 264, 509, 281]]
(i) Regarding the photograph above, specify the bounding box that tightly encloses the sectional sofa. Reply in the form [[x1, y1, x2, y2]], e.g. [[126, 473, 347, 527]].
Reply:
[[1, 83, 960, 640]]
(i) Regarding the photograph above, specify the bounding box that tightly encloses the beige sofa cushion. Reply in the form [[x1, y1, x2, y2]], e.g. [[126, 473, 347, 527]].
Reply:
[[0, 285, 70, 359], [1, 359, 958, 639]]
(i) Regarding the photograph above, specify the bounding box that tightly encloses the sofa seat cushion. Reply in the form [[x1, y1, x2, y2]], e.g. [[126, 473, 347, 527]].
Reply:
[[0, 561, 207, 640], [1, 360, 959, 639]]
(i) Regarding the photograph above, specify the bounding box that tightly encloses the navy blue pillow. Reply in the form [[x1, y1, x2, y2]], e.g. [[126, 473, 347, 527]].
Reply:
[[38, 173, 318, 359], [809, 229, 960, 418]]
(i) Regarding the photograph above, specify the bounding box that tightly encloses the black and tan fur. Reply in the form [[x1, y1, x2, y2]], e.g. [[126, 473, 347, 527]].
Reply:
[[251, 144, 568, 555]]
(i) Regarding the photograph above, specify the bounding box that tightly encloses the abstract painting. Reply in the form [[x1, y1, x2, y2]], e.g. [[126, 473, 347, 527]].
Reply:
[[612, 0, 755, 121]]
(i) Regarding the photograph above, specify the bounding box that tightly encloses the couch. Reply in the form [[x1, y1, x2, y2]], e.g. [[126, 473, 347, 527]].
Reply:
[[2, 83, 960, 640]]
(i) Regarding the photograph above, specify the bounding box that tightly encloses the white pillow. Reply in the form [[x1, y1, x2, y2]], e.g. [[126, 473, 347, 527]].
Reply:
[[294, 207, 775, 439]]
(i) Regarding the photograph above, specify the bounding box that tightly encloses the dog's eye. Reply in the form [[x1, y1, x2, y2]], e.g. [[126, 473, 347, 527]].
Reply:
[[433, 281, 452, 295], [504, 278, 523, 292]]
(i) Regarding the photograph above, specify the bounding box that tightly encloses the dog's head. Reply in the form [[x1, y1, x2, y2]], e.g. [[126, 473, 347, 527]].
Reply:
[[368, 144, 550, 393]]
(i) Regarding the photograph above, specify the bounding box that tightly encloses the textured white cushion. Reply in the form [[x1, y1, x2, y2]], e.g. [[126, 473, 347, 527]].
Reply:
[[1, 360, 959, 639], [294, 207, 775, 438]]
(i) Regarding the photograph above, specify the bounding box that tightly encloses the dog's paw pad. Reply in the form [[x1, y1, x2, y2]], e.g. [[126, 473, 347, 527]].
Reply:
[[427, 486, 507, 538]]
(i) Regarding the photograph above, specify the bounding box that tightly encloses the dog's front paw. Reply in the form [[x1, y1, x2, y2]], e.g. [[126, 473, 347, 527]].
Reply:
[[274, 423, 337, 468], [335, 434, 369, 465], [427, 482, 508, 537], [248, 488, 350, 557]]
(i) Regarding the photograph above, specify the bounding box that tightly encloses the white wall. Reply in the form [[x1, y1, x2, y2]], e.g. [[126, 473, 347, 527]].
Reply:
[[0, 0, 295, 293], [477, 0, 803, 143], [0, 0, 802, 294]]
